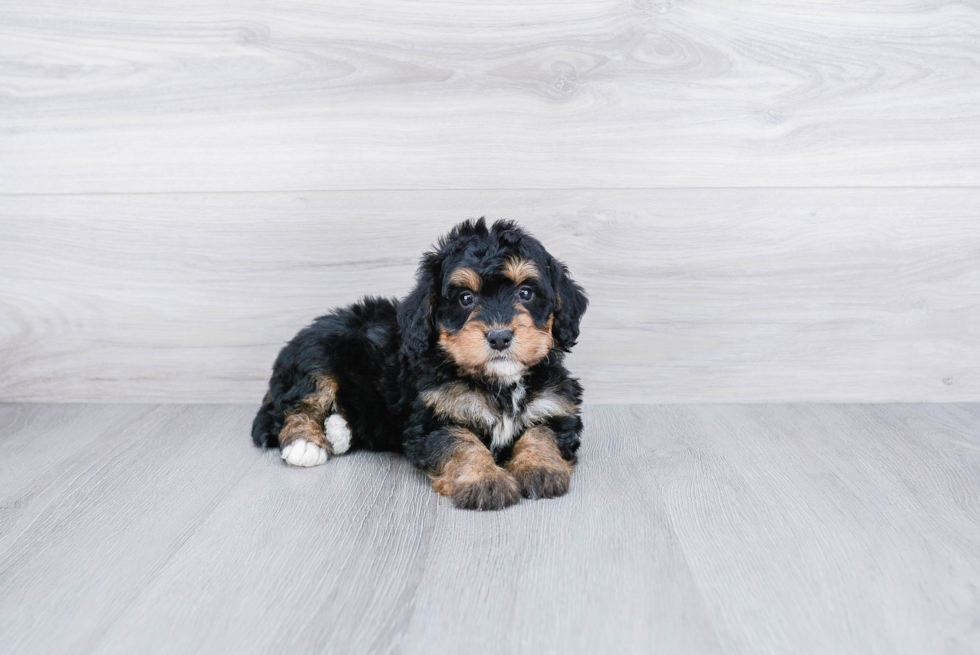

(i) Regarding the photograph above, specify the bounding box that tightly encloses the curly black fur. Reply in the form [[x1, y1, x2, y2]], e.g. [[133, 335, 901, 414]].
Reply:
[[252, 218, 588, 510]]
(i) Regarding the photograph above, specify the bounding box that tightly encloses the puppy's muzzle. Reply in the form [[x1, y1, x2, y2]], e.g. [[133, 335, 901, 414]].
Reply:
[[486, 329, 514, 351]]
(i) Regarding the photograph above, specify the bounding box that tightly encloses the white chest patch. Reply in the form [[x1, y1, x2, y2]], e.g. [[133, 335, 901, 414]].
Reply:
[[490, 384, 526, 451]]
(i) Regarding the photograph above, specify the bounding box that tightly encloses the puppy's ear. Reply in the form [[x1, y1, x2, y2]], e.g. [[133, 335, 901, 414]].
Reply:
[[398, 251, 441, 362], [550, 258, 588, 352]]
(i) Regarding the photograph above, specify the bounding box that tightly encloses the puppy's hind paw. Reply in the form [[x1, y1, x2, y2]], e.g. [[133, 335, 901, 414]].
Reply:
[[324, 413, 352, 455], [281, 439, 329, 467]]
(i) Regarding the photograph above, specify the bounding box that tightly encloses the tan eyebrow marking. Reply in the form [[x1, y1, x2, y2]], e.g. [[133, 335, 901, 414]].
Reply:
[[502, 257, 540, 284], [448, 267, 481, 292]]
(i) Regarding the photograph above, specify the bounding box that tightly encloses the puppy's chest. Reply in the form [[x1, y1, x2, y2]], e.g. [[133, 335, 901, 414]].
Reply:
[[485, 384, 527, 451], [421, 381, 574, 452]]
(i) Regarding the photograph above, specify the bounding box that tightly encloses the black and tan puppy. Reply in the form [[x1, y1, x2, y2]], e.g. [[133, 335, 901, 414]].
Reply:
[[252, 218, 587, 510]]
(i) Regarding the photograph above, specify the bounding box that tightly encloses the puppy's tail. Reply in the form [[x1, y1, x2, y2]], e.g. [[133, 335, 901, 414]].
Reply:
[[251, 394, 280, 448]]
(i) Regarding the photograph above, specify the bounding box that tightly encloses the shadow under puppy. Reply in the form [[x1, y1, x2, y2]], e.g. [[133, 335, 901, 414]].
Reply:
[[252, 218, 588, 510]]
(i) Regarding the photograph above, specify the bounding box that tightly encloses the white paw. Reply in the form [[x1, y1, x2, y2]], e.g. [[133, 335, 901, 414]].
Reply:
[[325, 414, 351, 455], [281, 439, 328, 467]]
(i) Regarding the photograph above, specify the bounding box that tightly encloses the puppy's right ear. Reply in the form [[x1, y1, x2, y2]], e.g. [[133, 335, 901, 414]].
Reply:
[[398, 251, 441, 362]]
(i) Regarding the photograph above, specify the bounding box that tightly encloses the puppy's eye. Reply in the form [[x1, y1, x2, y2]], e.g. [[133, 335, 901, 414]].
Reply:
[[518, 287, 534, 302], [459, 291, 475, 307]]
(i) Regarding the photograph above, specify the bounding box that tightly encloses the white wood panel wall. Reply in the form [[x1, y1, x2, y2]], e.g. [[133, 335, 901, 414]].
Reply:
[[3, 0, 980, 191], [2, 190, 978, 403], [1, 1, 978, 402]]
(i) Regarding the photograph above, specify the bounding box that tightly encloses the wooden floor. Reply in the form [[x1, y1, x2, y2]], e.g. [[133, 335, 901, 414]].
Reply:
[[1, 403, 978, 654]]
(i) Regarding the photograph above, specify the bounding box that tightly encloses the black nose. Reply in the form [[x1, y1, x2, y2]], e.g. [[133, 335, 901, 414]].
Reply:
[[486, 329, 514, 351]]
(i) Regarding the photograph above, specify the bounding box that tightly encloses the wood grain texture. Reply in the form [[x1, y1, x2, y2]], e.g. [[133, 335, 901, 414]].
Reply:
[[0, 403, 979, 654], [0, 404, 261, 654], [2, 189, 978, 403], [0, 404, 154, 500], [644, 403, 980, 655], [2, 0, 980, 192]]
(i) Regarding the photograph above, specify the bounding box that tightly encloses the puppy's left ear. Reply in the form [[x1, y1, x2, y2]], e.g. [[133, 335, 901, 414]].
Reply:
[[550, 257, 588, 352], [398, 251, 441, 362]]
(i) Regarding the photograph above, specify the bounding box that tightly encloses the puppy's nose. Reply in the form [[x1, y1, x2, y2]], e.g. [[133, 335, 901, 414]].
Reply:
[[486, 329, 514, 351]]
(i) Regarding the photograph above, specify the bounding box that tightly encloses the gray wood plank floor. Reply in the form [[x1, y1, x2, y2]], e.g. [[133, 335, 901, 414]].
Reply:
[[1, 403, 978, 654]]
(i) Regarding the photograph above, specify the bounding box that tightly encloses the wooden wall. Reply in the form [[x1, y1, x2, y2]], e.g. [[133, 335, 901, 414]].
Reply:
[[1, 1, 978, 403]]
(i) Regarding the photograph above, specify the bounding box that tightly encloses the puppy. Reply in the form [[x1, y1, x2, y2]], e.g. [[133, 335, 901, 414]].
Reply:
[[251, 218, 588, 510]]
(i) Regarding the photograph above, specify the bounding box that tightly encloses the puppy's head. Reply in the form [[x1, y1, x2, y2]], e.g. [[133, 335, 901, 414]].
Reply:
[[398, 218, 588, 384]]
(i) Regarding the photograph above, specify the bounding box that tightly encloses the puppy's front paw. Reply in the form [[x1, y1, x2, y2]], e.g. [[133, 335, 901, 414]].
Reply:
[[451, 469, 521, 511], [511, 464, 571, 499], [281, 439, 329, 467]]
